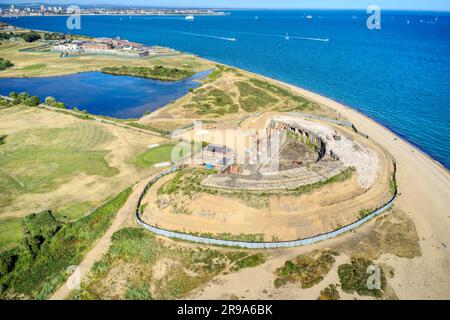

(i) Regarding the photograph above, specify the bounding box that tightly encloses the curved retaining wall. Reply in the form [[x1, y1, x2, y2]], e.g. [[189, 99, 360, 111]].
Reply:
[[135, 164, 397, 249]]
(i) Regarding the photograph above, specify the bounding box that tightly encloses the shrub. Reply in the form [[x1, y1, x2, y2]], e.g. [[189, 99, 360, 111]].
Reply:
[[22, 210, 61, 256], [9, 92, 18, 99], [0, 57, 13, 71], [0, 252, 18, 277], [338, 258, 386, 298], [318, 284, 340, 300], [24, 96, 40, 107], [21, 32, 41, 43]]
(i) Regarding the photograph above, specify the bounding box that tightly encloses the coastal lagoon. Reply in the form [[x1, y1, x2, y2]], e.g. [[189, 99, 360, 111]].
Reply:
[[1, 10, 449, 167], [0, 70, 209, 118]]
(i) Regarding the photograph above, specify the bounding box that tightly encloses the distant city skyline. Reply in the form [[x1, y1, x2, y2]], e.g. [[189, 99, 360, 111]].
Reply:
[[3, 0, 450, 12]]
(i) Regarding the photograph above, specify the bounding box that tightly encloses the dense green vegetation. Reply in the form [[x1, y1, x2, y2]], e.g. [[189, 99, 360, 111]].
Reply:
[[0, 57, 13, 71], [0, 32, 14, 40], [20, 32, 41, 43], [338, 257, 387, 298], [134, 144, 174, 168], [69, 227, 266, 299], [43, 32, 65, 41], [0, 122, 118, 208], [0, 188, 132, 299], [0, 135, 5, 145], [275, 250, 339, 289], [101, 65, 195, 81], [44, 96, 66, 109], [8, 91, 40, 106]]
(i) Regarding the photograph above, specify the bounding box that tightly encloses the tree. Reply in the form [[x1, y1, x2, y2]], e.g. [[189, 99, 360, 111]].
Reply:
[[9, 91, 18, 99], [24, 96, 41, 107], [45, 96, 56, 105], [18, 92, 30, 101], [0, 57, 13, 71], [21, 32, 41, 43]]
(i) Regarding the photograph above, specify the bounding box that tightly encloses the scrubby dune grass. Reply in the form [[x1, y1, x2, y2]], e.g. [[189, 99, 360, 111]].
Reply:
[[0, 188, 132, 299], [69, 227, 266, 300]]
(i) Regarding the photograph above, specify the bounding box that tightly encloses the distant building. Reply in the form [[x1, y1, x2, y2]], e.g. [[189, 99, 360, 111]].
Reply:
[[52, 43, 81, 53]]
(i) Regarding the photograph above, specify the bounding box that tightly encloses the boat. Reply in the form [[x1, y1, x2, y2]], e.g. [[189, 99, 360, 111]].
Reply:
[[285, 32, 290, 40], [185, 15, 195, 21], [306, 15, 313, 19]]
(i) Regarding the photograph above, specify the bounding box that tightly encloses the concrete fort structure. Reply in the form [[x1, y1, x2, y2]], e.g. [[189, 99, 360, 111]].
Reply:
[[138, 112, 395, 243]]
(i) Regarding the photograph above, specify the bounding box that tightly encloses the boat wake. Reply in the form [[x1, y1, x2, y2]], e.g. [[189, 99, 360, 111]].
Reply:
[[236, 31, 329, 42], [166, 30, 236, 41]]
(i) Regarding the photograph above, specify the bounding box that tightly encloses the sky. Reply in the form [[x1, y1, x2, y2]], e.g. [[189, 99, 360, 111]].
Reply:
[[5, 0, 450, 11]]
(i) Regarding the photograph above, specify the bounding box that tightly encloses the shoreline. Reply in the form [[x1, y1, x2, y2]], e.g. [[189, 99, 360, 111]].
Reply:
[[234, 66, 450, 173]]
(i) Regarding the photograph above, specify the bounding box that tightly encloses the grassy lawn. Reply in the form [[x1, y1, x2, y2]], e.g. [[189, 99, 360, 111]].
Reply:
[[0, 187, 132, 299], [53, 201, 94, 222], [68, 227, 266, 300], [0, 122, 118, 209], [0, 218, 23, 252], [18, 63, 46, 71], [134, 144, 174, 168]]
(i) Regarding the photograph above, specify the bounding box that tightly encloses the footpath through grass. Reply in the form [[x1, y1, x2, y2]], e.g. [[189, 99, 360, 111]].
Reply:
[[0, 187, 132, 299], [69, 227, 266, 299]]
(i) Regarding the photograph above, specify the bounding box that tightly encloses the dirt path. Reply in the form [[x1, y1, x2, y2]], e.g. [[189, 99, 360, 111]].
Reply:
[[49, 176, 153, 300]]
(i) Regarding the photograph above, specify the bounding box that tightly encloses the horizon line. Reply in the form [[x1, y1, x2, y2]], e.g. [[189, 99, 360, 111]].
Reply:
[[1, 3, 450, 12]]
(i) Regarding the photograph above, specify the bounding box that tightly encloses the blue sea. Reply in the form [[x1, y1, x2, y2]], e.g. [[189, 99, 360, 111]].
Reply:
[[1, 10, 449, 168]]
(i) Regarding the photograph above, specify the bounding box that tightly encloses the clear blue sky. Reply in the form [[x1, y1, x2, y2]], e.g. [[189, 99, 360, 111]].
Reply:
[[7, 0, 450, 11]]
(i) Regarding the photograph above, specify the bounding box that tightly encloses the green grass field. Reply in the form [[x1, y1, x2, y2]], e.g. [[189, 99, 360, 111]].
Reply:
[[0, 218, 23, 252], [18, 63, 46, 71], [53, 201, 94, 222], [0, 121, 118, 209], [134, 144, 174, 168]]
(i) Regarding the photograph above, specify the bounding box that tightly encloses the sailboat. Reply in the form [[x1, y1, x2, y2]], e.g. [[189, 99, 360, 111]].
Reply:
[[285, 32, 290, 40]]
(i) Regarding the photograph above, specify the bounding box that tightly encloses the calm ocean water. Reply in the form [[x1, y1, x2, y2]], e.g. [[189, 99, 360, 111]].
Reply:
[[1, 10, 449, 168]]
